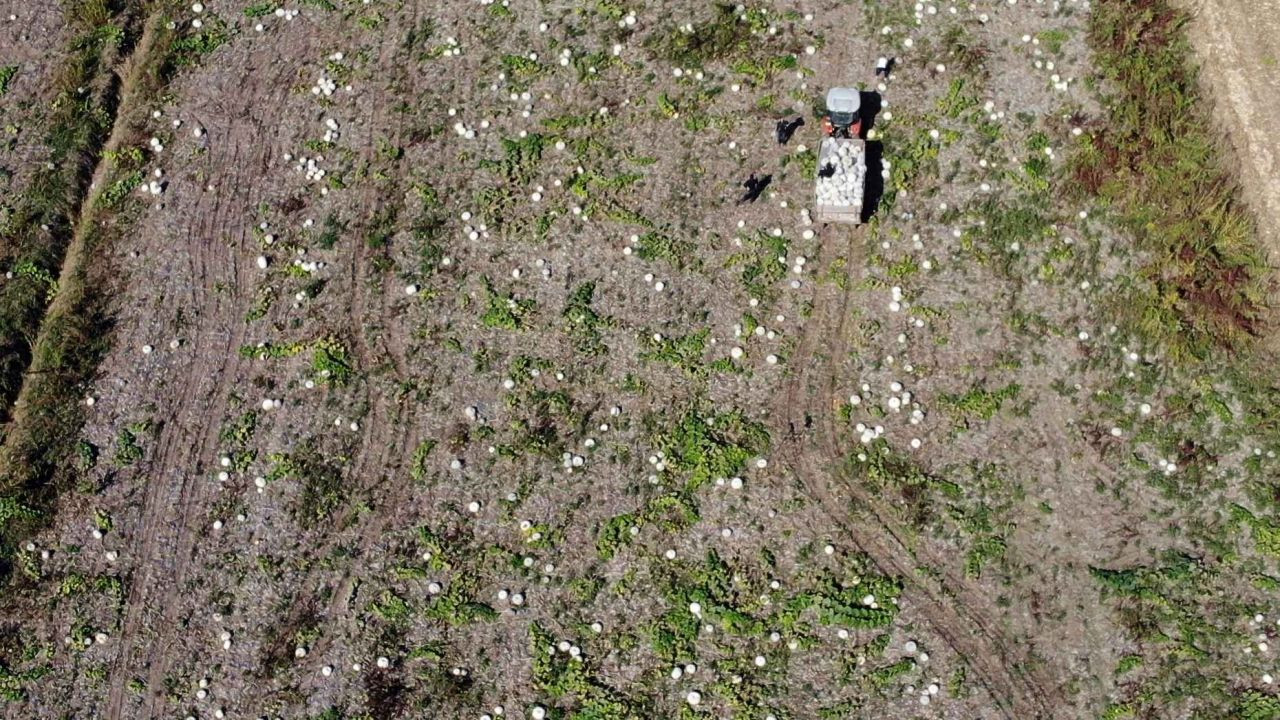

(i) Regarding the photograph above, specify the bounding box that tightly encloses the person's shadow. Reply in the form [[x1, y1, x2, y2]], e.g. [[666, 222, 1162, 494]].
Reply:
[[737, 173, 772, 204]]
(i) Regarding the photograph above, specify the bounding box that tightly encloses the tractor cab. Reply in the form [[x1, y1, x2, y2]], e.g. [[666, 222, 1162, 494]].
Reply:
[[821, 87, 862, 139]]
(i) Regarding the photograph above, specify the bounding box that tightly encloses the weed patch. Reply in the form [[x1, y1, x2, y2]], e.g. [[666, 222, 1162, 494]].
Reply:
[[1075, 0, 1267, 359], [0, 65, 16, 96]]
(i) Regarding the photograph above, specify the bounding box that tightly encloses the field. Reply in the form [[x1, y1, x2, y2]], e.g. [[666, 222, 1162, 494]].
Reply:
[[1, 0, 1279, 718]]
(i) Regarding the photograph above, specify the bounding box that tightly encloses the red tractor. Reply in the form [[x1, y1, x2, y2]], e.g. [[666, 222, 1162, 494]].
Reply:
[[820, 87, 863, 139]]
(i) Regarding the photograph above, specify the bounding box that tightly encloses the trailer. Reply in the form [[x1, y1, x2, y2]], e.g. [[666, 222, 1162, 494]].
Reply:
[[814, 135, 867, 225]]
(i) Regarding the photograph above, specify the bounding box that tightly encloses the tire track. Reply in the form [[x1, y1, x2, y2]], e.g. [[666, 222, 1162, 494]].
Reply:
[[110, 13, 417, 708], [773, 223, 1068, 719], [103, 55, 297, 720], [317, 0, 425, 623]]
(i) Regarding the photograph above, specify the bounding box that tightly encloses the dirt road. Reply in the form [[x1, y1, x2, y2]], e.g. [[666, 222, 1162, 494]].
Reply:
[[1181, 0, 1280, 259]]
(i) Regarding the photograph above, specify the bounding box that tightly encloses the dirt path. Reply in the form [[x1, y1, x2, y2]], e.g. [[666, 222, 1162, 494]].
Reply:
[[773, 225, 1069, 719], [107, 7, 435, 714], [1180, 0, 1280, 260], [100, 35, 300, 720]]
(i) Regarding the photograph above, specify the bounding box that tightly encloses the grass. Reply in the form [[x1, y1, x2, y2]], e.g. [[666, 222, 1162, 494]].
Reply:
[[940, 26, 990, 78], [0, 0, 1273, 713], [0, 1, 132, 423], [239, 336, 354, 384], [562, 281, 614, 355], [311, 336, 354, 385], [0, 661, 47, 702], [1073, 0, 1268, 361], [112, 421, 149, 467], [653, 408, 770, 490], [265, 445, 351, 528], [538, 543, 904, 714], [0, 0, 150, 580], [160, 14, 230, 79], [728, 230, 789, 302], [243, 2, 277, 17], [1087, 551, 1248, 714], [481, 277, 538, 331], [408, 439, 436, 482], [938, 382, 1021, 425], [0, 8, 199, 583], [645, 3, 768, 68], [632, 229, 695, 270], [499, 54, 544, 91], [530, 622, 644, 716]]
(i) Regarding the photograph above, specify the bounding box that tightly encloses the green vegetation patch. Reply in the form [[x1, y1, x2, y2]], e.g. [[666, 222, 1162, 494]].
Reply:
[[938, 382, 1021, 425], [653, 408, 770, 490], [530, 622, 646, 717], [645, 3, 773, 68], [266, 445, 351, 528], [1074, 0, 1266, 360], [163, 15, 231, 76], [481, 277, 537, 331], [1089, 550, 1257, 715], [727, 230, 789, 302], [562, 281, 614, 356], [0, 65, 16, 96]]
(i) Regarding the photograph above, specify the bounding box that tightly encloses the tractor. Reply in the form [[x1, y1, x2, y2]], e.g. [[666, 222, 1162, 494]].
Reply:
[[814, 87, 868, 224]]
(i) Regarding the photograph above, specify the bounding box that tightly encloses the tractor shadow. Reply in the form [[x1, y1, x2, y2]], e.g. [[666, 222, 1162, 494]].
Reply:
[[857, 90, 882, 138], [863, 140, 884, 223], [858, 91, 884, 223]]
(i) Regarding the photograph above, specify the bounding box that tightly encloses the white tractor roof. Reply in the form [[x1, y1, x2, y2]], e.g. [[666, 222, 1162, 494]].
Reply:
[[826, 87, 861, 113]]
